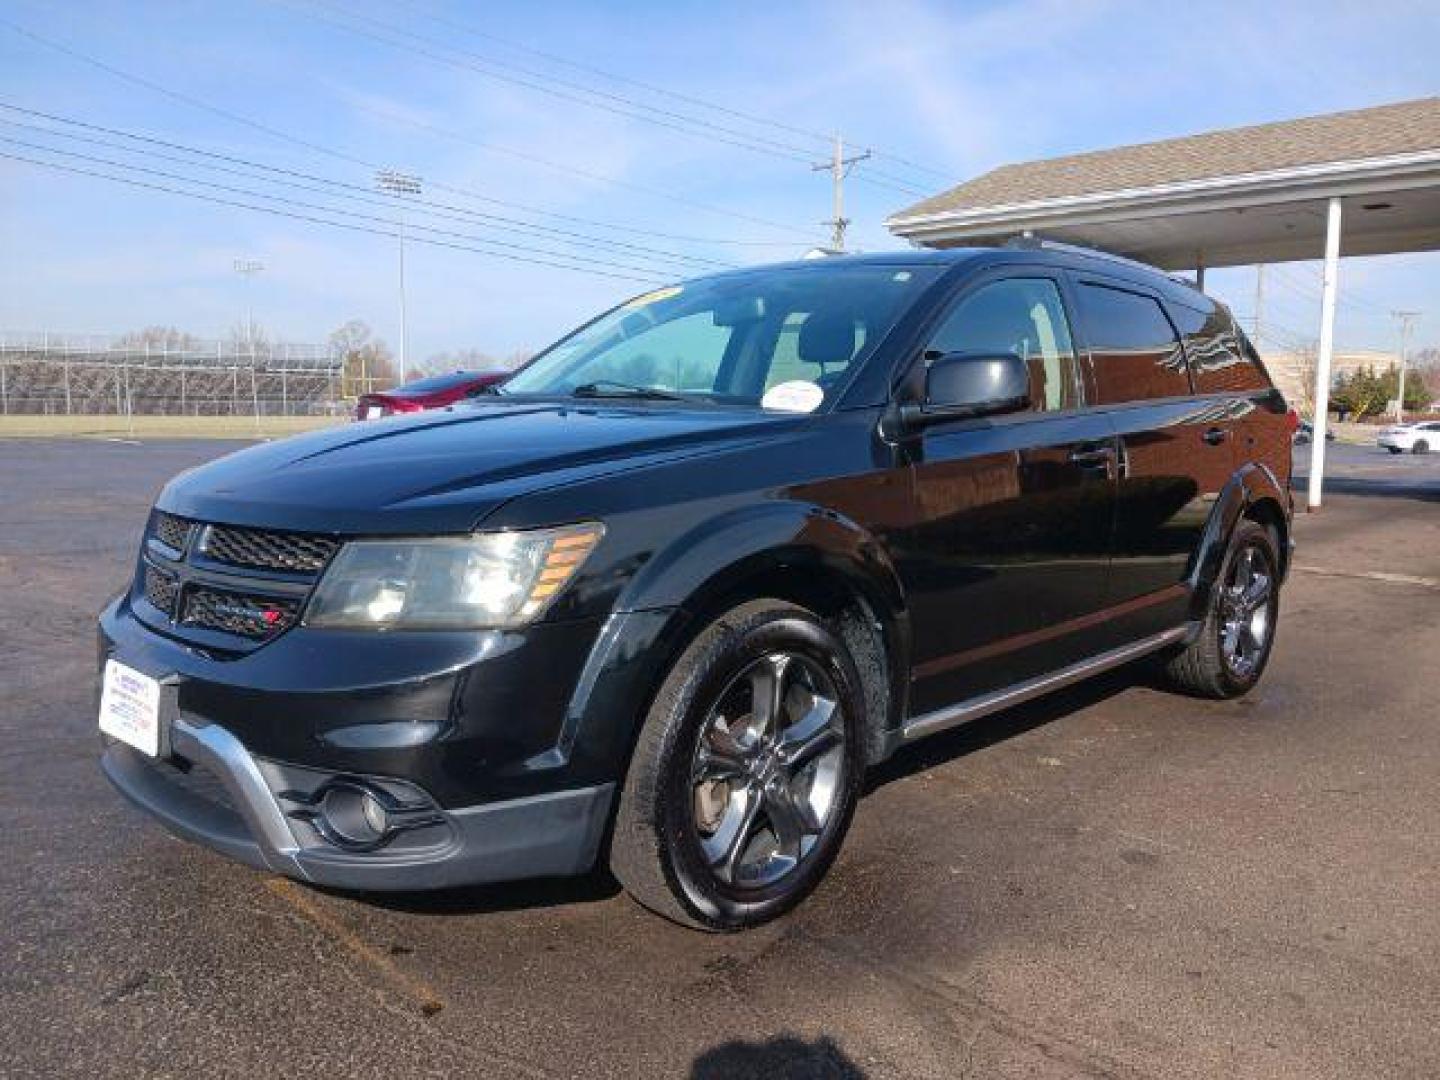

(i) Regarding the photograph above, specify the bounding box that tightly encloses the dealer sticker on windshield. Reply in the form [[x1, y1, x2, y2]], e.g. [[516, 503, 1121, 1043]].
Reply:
[[99, 659, 162, 757], [761, 380, 824, 414]]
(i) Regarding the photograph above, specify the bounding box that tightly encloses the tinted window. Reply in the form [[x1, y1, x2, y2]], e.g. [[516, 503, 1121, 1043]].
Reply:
[[1169, 303, 1268, 394], [927, 277, 1079, 411], [1078, 284, 1191, 404]]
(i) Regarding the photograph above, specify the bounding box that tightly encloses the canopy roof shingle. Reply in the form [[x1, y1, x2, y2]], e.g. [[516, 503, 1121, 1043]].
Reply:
[[887, 97, 1440, 270]]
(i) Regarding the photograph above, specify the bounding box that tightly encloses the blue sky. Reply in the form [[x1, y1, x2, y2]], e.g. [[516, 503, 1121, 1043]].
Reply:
[[2, 0, 1437, 364]]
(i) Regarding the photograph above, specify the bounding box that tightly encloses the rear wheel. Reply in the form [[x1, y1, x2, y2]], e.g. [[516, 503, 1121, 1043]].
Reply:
[[1163, 519, 1281, 699], [1413, 440, 1430, 455], [610, 600, 865, 930]]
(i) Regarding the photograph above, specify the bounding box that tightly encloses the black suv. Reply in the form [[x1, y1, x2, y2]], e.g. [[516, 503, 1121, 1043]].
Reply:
[[99, 245, 1292, 930]]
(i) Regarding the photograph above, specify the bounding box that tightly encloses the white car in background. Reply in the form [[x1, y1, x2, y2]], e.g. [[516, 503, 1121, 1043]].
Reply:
[[1377, 420, 1440, 454]]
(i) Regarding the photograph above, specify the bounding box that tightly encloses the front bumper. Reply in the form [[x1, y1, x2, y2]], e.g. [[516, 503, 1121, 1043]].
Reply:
[[101, 716, 614, 890], [96, 586, 682, 890]]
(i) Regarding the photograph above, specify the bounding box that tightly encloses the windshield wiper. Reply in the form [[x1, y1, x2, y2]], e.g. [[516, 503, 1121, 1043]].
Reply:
[[570, 380, 686, 401]]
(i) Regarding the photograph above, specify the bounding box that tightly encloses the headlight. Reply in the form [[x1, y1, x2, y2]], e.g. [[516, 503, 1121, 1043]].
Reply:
[[304, 523, 604, 630]]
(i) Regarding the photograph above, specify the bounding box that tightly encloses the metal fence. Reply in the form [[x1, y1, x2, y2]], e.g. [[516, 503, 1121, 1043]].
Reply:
[[0, 331, 353, 417]]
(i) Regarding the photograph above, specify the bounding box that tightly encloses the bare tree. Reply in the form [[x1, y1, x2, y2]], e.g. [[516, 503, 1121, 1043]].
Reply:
[[114, 326, 204, 351], [329, 320, 397, 396]]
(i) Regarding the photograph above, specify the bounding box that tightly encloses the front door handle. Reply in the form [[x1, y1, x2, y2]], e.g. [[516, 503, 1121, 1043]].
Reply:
[[1202, 426, 1229, 446]]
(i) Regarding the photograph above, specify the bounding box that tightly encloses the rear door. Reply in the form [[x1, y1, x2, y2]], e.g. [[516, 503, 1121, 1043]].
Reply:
[[1170, 302, 1293, 486], [1072, 277, 1230, 631], [893, 270, 1118, 713]]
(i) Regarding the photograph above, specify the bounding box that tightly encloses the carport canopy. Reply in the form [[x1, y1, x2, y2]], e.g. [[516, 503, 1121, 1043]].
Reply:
[[887, 97, 1440, 508]]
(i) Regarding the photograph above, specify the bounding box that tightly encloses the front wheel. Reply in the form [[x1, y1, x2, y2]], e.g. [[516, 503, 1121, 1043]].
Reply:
[[610, 600, 865, 930], [1387, 445, 1403, 454], [1413, 440, 1430, 455], [1162, 520, 1281, 699]]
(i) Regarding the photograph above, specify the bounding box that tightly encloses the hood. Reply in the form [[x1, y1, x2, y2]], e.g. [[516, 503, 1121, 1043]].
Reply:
[[159, 400, 800, 534]]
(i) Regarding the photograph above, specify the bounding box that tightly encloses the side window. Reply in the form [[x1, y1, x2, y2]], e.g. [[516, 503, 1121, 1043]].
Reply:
[[566, 312, 732, 392], [927, 277, 1079, 411], [1077, 284, 1191, 404], [1170, 303, 1268, 393]]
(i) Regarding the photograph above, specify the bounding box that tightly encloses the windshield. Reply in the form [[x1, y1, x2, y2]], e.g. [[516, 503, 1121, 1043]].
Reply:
[[500, 263, 942, 410]]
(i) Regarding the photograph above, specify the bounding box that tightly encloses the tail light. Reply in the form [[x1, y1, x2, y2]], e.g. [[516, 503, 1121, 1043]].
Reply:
[[1285, 409, 1300, 434]]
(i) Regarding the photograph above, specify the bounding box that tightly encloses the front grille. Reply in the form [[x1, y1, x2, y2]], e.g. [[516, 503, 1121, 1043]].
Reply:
[[152, 511, 192, 553], [143, 563, 179, 616], [200, 525, 339, 575], [182, 586, 300, 639]]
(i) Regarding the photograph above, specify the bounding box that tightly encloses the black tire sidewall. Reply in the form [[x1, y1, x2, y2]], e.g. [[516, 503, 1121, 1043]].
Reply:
[[654, 609, 865, 929]]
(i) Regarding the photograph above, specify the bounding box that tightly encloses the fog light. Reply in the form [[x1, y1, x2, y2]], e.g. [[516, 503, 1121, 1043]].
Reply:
[[319, 783, 389, 848], [276, 775, 446, 853]]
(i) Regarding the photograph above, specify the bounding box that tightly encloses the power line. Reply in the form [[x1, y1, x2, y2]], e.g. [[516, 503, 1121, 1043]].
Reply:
[[388, 0, 955, 182], [277, 0, 930, 198], [1, 136, 685, 278], [0, 15, 819, 245], [1265, 263, 1394, 317], [0, 106, 734, 272], [0, 148, 666, 285]]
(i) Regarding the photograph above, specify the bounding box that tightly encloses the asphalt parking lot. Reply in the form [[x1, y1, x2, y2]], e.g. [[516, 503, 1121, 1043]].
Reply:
[[2, 437, 1438, 1079]]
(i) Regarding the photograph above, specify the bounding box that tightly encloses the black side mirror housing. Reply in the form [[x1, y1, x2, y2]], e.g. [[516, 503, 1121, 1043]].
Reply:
[[900, 350, 1031, 429]]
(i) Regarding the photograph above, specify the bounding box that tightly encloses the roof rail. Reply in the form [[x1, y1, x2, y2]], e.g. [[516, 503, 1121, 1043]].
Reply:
[[1001, 233, 1204, 293]]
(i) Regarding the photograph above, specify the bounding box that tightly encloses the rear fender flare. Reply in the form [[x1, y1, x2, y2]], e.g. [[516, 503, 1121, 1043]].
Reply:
[[1187, 462, 1290, 620]]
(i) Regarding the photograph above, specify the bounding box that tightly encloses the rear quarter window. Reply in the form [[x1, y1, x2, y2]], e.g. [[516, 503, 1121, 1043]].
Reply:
[[1076, 283, 1191, 404], [1170, 303, 1270, 394]]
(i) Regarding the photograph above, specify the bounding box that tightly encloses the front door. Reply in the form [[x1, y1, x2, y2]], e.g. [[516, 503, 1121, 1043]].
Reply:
[[891, 273, 1117, 715]]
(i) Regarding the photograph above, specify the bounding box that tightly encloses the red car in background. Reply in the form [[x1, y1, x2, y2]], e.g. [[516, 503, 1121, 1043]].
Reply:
[[355, 370, 508, 420]]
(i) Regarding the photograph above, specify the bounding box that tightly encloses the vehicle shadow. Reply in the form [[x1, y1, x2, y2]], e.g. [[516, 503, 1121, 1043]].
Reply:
[[329, 866, 622, 916], [865, 661, 1144, 794], [691, 1034, 866, 1079], [349, 663, 1154, 916]]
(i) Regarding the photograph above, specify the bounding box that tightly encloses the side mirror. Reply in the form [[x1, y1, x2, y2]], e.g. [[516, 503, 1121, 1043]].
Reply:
[[900, 350, 1030, 429]]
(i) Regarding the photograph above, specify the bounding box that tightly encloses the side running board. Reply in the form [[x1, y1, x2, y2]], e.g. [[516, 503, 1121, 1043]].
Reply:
[[900, 626, 1190, 744]]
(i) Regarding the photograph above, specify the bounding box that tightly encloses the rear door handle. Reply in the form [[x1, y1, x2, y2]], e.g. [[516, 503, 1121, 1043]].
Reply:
[[1202, 426, 1229, 446], [1069, 445, 1116, 466]]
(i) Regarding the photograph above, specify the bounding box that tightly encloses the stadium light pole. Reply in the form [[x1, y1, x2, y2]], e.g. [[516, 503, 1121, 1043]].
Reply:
[[233, 258, 264, 358], [375, 169, 422, 384]]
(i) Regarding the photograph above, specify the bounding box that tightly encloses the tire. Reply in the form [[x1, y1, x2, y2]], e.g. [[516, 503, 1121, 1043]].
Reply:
[[1162, 519, 1281, 699], [1413, 440, 1430, 455], [1387, 446, 1403, 454], [610, 599, 866, 931]]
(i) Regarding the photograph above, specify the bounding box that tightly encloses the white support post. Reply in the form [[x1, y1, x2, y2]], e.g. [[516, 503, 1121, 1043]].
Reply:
[[1307, 197, 1343, 511]]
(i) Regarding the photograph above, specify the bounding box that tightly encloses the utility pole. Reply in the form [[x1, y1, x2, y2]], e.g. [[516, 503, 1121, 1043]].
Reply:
[[233, 258, 264, 358], [376, 169, 422, 384], [1252, 265, 1265, 345], [1391, 309, 1420, 422], [811, 135, 870, 252]]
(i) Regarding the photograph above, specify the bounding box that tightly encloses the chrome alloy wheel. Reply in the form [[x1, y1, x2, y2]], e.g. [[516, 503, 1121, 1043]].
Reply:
[[1220, 543, 1274, 679], [689, 652, 847, 890]]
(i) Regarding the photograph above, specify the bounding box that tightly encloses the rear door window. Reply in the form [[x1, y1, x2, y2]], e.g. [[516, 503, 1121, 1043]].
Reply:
[[1077, 284, 1191, 404]]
